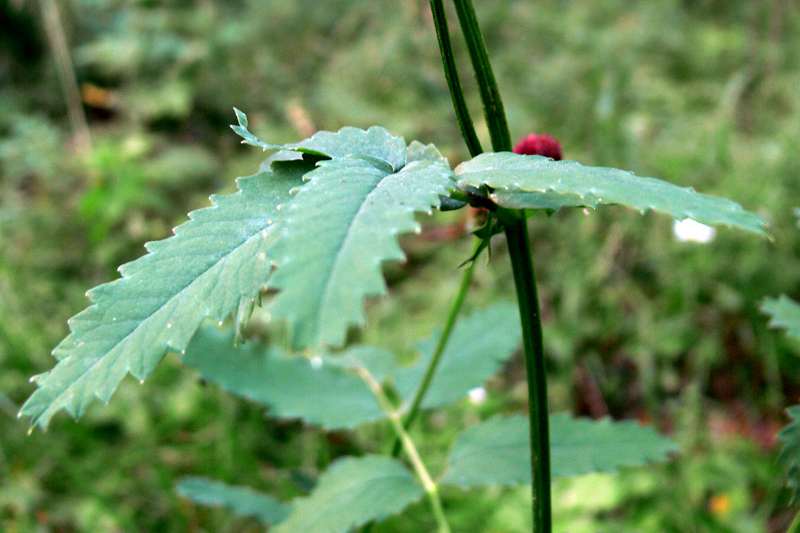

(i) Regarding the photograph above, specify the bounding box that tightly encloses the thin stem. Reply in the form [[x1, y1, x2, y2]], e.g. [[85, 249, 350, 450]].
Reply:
[[499, 209, 551, 533], [358, 368, 452, 533], [451, 0, 511, 152], [788, 510, 800, 533], [40, 0, 92, 154], [429, 0, 483, 157], [391, 239, 480, 456]]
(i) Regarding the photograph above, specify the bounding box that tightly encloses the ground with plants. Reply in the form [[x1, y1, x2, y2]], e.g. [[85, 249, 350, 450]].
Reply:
[[2, 0, 800, 531]]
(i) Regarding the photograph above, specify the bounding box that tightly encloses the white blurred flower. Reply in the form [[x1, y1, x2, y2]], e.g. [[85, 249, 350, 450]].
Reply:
[[673, 218, 716, 243], [468, 387, 487, 405]]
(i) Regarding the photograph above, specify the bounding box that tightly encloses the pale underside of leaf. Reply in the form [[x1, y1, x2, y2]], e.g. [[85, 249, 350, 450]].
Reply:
[[268, 155, 455, 349], [393, 301, 521, 410], [455, 152, 768, 235], [441, 414, 678, 488], [182, 326, 391, 429], [273, 455, 424, 533], [176, 477, 290, 526], [20, 159, 312, 429], [763, 295, 800, 339]]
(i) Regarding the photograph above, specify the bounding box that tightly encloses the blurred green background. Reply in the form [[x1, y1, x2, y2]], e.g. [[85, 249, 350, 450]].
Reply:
[[3, 0, 800, 531]]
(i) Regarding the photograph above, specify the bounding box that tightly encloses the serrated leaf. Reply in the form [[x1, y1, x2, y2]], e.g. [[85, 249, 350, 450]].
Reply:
[[778, 405, 800, 504], [233, 109, 407, 169], [182, 326, 391, 429], [273, 455, 424, 533], [268, 152, 455, 349], [20, 159, 313, 429], [441, 414, 678, 488], [455, 152, 768, 235], [393, 301, 521, 410], [176, 477, 290, 525], [763, 295, 800, 339]]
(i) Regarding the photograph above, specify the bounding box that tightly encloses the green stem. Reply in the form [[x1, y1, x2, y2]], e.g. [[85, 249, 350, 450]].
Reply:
[[451, 0, 511, 152], [358, 368, 452, 533], [789, 510, 800, 533], [391, 239, 480, 456], [499, 209, 551, 533], [429, 0, 483, 157]]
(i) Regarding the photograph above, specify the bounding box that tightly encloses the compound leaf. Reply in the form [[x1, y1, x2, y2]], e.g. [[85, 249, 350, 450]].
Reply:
[[763, 295, 800, 339], [393, 301, 521, 410], [441, 414, 678, 488], [20, 158, 312, 429], [183, 326, 392, 429], [273, 455, 424, 533], [455, 152, 768, 236], [176, 477, 290, 526], [268, 151, 455, 349]]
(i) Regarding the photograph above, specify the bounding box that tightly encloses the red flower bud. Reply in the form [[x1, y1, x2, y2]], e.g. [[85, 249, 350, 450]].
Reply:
[[513, 134, 562, 161]]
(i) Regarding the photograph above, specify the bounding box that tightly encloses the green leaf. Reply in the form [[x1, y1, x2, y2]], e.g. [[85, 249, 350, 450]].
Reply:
[[268, 151, 455, 349], [182, 326, 392, 430], [20, 158, 312, 429], [176, 477, 290, 526], [393, 301, 521, 410], [273, 455, 424, 533], [441, 414, 678, 488], [455, 152, 768, 235], [778, 405, 800, 504], [764, 296, 800, 502], [763, 295, 800, 339], [233, 109, 407, 169]]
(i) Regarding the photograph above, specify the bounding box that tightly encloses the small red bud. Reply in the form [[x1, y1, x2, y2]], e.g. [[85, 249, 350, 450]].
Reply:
[[513, 134, 562, 161]]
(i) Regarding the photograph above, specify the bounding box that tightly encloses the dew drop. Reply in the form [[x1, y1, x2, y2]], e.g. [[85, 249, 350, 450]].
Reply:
[[112, 317, 117, 322], [276, 204, 282, 210], [310, 356, 323, 370], [218, 321, 224, 327], [414, 227, 422, 235], [139, 379, 145, 385], [29, 376, 36, 383], [166, 323, 173, 329]]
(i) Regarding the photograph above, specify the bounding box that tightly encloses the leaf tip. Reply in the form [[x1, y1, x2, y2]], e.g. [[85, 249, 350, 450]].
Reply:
[[232, 107, 247, 128]]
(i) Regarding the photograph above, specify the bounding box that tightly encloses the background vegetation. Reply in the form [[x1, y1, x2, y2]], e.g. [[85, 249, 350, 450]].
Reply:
[[2, 0, 800, 530]]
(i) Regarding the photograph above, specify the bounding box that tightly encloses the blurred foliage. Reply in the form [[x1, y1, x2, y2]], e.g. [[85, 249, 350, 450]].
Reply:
[[2, 0, 800, 530]]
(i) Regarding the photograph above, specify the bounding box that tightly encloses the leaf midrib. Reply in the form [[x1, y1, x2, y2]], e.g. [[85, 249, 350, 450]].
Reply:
[[305, 160, 389, 344]]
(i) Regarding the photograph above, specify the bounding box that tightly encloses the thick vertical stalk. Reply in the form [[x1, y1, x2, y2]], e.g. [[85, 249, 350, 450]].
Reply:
[[451, 0, 511, 152], [429, 0, 483, 157], [429, 1, 551, 530], [500, 210, 551, 533]]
